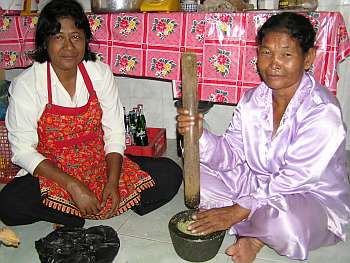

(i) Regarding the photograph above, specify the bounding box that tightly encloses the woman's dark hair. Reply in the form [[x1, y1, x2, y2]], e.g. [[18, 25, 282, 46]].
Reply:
[[257, 12, 316, 54], [32, 0, 96, 62]]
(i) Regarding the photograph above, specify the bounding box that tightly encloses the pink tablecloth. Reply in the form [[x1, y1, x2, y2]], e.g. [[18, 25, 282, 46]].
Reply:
[[0, 11, 349, 104]]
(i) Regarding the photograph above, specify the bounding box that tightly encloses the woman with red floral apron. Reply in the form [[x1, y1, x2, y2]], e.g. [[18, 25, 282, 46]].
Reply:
[[0, 0, 182, 227], [37, 62, 155, 220]]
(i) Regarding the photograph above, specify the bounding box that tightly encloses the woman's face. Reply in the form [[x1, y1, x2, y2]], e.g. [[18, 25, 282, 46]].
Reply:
[[47, 17, 86, 75], [257, 31, 314, 95]]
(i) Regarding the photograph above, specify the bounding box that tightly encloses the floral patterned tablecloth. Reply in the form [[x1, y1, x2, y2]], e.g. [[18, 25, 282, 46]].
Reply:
[[0, 11, 349, 104]]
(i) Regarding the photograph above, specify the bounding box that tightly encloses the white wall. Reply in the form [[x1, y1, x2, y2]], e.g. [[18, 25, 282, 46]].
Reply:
[[116, 77, 234, 139], [116, 77, 179, 139]]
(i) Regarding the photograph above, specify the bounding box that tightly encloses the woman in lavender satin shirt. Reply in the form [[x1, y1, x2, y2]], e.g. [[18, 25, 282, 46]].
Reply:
[[177, 12, 350, 263]]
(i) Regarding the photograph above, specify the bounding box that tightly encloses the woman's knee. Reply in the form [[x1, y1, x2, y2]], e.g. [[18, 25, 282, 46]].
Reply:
[[0, 175, 42, 225], [230, 205, 308, 259], [168, 159, 183, 191], [0, 189, 9, 219], [0, 182, 18, 214], [0, 187, 23, 225], [244, 195, 329, 259], [156, 157, 183, 195]]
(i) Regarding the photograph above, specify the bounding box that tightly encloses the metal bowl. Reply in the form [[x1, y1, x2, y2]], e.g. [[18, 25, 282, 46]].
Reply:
[[91, 0, 143, 13]]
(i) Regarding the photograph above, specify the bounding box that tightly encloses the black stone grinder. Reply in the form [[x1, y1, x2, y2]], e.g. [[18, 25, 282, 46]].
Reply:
[[168, 209, 226, 262]]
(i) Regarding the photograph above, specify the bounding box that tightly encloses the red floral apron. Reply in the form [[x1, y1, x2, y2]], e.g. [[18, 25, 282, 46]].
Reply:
[[36, 62, 154, 219]]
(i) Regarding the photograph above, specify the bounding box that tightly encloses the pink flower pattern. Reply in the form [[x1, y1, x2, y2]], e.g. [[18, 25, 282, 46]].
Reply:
[[115, 54, 138, 74], [0, 12, 347, 106], [253, 14, 270, 32], [88, 15, 103, 33], [152, 18, 177, 40], [0, 51, 17, 67], [95, 53, 104, 62], [151, 58, 176, 78], [307, 13, 320, 33], [115, 16, 139, 37], [191, 20, 206, 42], [209, 49, 231, 77], [197, 61, 202, 78], [0, 17, 11, 31], [249, 57, 258, 74], [207, 14, 233, 36], [23, 50, 34, 63], [209, 89, 229, 103], [338, 25, 349, 44], [23, 16, 38, 30]]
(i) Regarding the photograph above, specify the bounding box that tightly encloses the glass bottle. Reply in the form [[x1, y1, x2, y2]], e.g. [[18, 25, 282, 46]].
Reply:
[[123, 106, 127, 130], [132, 107, 139, 143], [135, 104, 148, 146], [128, 110, 137, 145], [124, 115, 133, 146], [137, 104, 147, 128]]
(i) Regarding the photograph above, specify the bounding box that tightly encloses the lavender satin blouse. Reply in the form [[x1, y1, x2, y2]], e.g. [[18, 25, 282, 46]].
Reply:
[[199, 73, 350, 240]]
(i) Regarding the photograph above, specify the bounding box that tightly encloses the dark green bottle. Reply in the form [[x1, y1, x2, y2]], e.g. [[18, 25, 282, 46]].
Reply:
[[135, 104, 148, 146], [128, 110, 137, 145]]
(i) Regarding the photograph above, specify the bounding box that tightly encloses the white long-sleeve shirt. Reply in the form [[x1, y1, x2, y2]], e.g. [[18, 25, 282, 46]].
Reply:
[[5, 60, 125, 177]]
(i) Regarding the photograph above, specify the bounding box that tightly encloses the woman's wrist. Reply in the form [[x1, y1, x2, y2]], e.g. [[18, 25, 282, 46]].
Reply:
[[106, 174, 119, 183], [65, 176, 81, 193], [233, 204, 250, 222], [105, 152, 122, 183]]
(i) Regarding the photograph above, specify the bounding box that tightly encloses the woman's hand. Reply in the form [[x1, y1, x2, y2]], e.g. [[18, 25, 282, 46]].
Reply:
[[33, 159, 101, 217], [101, 180, 121, 218], [187, 204, 250, 235], [66, 178, 101, 217], [176, 107, 204, 137]]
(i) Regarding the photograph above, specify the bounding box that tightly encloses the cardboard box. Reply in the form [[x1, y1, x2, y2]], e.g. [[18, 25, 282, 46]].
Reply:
[[125, 128, 167, 157]]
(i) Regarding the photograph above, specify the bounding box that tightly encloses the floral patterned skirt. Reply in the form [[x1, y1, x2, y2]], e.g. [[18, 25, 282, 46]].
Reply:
[[39, 156, 155, 220]]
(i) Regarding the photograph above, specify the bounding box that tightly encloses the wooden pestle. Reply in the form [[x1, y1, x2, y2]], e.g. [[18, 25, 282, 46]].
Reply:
[[181, 52, 200, 209]]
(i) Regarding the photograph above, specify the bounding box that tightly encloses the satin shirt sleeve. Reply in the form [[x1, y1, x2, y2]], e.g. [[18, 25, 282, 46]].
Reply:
[[199, 101, 246, 171]]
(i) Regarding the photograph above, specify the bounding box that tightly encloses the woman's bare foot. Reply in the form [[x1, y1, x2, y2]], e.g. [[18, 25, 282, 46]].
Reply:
[[225, 237, 264, 263]]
